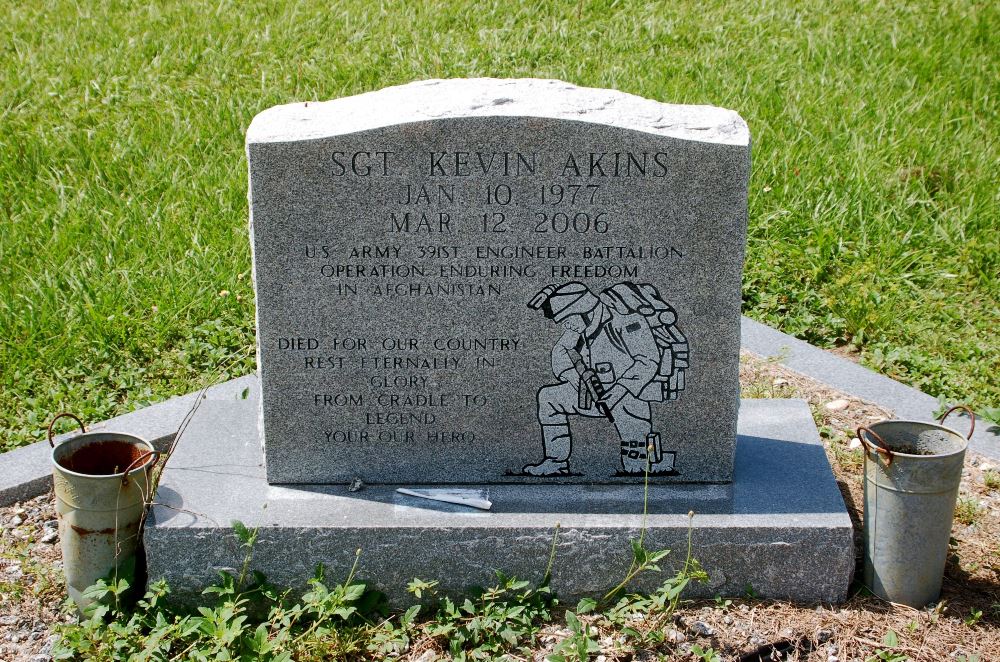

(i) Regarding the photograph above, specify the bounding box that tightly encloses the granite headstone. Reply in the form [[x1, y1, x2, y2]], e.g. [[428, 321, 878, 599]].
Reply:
[[247, 78, 750, 484]]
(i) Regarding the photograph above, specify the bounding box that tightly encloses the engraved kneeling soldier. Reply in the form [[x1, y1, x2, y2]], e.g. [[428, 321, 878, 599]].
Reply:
[[522, 281, 688, 476]]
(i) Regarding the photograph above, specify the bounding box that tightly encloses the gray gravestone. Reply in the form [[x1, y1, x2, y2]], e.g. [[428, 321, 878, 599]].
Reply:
[[150, 81, 852, 603], [247, 79, 749, 485]]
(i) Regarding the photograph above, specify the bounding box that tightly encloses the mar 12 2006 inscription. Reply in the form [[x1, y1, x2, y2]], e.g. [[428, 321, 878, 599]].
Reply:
[[247, 78, 750, 485]]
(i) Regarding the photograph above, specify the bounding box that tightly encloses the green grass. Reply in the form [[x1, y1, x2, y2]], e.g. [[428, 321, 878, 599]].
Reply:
[[1, 0, 998, 450]]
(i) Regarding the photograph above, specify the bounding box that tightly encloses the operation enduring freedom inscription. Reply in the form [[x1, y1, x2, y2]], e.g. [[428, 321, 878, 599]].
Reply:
[[247, 79, 750, 485]]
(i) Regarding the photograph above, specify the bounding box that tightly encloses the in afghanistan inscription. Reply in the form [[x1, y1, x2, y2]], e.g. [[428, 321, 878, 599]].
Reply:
[[247, 78, 750, 484]]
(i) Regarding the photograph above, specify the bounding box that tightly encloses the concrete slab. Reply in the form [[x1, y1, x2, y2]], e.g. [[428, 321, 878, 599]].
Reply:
[[145, 398, 854, 604], [740, 316, 999, 460], [0, 376, 258, 506]]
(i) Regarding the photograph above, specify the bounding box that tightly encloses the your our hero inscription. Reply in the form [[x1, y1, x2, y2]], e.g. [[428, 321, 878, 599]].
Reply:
[[247, 78, 750, 485]]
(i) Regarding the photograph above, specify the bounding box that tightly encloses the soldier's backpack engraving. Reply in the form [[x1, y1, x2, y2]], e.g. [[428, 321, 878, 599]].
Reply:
[[599, 282, 689, 401]]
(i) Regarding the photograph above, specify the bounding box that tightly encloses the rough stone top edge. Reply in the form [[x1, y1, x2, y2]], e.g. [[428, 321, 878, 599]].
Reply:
[[246, 78, 750, 147]]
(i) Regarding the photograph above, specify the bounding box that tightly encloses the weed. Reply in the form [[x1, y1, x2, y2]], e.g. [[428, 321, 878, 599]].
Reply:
[[691, 643, 723, 662], [933, 395, 953, 419], [983, 470, 999, 490], [866, 629, 908, 662], [54, 536, 381, 660], [49, 510, 713, 659], [979, 407, 1000, 429], [964, 609, 983, 627], [713, 595, 733, 612], [548, 610, 601, 662], [406, 578, 439, 599], [954, 498, 984, 526], [829, 437, 864, 473], [422, 571, 555, 659], [601, 450, 668, 605], [601, 514, 708, 646]]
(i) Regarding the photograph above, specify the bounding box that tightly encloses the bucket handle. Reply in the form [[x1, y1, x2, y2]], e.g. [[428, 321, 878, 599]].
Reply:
[[938, 405, 975, 440], [119, 451, 160, 486], [47, 412, 86, 448], [857, 426, 894, 466]]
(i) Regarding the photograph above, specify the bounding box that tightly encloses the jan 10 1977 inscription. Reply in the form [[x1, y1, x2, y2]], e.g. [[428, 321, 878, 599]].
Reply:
[[248, 79, 748, 485]]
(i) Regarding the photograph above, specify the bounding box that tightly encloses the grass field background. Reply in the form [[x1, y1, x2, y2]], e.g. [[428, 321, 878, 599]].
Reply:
[[1, 0, 997, 450]]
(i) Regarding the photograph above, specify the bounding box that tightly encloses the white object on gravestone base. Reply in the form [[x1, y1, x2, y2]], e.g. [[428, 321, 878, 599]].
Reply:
[[395, 488, 492, 511]]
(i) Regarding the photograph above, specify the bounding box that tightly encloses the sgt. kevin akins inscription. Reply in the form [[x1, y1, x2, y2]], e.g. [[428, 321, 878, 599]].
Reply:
[[519, 281, 687, 477], [246, 78, 749, 485]]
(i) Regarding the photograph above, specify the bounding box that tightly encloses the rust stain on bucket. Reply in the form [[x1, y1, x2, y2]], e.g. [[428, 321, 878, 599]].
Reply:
[[58, 440, 149, 475]]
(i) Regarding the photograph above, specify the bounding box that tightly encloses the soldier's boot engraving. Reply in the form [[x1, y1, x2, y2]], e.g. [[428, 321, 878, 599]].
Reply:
[[619, 432, 673, 473], [613, 398, 657, 474], [522, 424, 572, 476]]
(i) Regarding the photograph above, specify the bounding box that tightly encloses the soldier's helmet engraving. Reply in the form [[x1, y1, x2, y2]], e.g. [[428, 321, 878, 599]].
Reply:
[[519, 281, 688, 477]]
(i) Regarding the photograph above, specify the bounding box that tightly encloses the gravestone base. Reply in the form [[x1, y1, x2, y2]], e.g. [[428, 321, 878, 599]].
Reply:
[[146, 396, 854, 604]]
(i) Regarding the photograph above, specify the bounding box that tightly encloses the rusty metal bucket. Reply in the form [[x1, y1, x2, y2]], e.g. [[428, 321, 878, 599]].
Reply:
[[48, 413, 158, 610], [858, 405, 974, 607]]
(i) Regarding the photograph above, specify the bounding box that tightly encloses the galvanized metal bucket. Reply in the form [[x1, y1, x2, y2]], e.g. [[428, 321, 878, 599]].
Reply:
[[858, 405, 974, 607], [48, 413, 158, 610]]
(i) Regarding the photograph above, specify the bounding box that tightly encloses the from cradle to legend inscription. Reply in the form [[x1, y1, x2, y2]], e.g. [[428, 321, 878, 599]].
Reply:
[[248, 79, 749, 484]]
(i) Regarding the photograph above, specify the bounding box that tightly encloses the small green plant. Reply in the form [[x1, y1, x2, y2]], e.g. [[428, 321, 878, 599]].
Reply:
[[954, 498, 984, 526], [601, 513, 708, 645], [422, 571, 555, 659], [54, 532, 383, 660], [547, 611, 601, 662], [866, 629, 908, 662], [691, 643, 722, 661], [983, 470, 999, 490], [406, 577, 439, 599], [601, 452, 673, 605], [713, 595, 733, 611], [828, 435, 864, 472], [51, 473, 709, 660], [964, 609, 983, 626], [979, 407, 1000, 429], [933, 395, 952, 419]]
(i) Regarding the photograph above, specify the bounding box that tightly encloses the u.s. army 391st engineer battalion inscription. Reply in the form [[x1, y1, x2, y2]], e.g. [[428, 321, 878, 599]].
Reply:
[[247, 78, 750, 485]]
